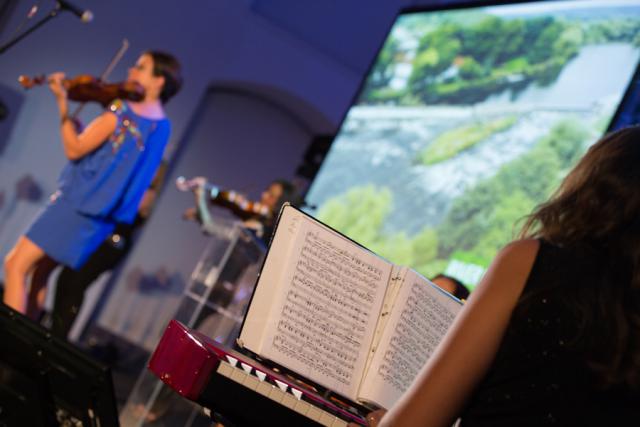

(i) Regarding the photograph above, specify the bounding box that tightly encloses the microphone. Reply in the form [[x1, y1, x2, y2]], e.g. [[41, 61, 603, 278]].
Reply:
[[27, 4, 39, 18], [57, 0, 93, 23]]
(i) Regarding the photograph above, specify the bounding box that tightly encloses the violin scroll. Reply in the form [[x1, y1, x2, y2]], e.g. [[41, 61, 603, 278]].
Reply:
[[18, 74, 46, 89]]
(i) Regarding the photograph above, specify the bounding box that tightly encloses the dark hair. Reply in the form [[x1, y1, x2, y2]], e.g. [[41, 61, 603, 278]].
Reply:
[[257, 180, 302, 244], [520, 125, 640, 388], [431, 274, 470, 300], [271, 179, 302, 215], [146, 50, 182, 104]]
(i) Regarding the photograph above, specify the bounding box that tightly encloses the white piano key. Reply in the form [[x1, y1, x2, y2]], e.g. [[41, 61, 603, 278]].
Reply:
[[255, 370, 267, 382], [268, 386, 286, 403], [226, 355, 238, 367], [331, 418, 349, 427], [242, 374, 260, 391], [240, 362, 253, 374], [217, 362, 234, 378], [274, 379, 289, 392], [307, 406, 323, 422], [293, 400, 311, 416], [256, 382, 272, 397], [281, 393, 298, 409], [291, 388, 303, 400], [319, 412, 335, 427], [231, 368, 248, 383]]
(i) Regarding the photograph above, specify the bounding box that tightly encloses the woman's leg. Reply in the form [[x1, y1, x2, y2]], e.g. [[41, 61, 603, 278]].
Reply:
[[26, 256, 58, 320], [51, 239, 122, 338], [3, 236, 47, 314]]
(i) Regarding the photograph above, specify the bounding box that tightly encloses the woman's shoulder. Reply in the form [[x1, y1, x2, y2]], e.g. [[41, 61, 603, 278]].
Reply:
[[106, 99, 127, 115], [108, 99, 169, 122], [475, 239, 541, 302], [495, 238, 540, 265]]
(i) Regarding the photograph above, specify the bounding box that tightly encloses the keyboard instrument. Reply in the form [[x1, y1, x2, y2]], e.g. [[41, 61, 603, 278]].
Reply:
[[149, 319, 368, 426]]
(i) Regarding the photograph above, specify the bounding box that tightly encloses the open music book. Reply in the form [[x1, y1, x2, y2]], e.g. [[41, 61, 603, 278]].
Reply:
[[239, 204, 462, 410]]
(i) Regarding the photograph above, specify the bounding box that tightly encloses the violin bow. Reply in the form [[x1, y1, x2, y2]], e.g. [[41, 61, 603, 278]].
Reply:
[[100, 38, 130, 82], [70, 38, 130, 119]]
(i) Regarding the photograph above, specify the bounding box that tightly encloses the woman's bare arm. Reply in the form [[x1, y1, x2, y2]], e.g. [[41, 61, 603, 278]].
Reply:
[[377, 239, 540, 427], [60, 111, 117, 160], [49, 72, 117, 161]]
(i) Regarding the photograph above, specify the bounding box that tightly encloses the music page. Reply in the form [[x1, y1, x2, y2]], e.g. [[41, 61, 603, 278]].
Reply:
[[361, 266, 406, 380], [258, 207, 392, 399], [358, 269, 462, 409], [240, 205, 303, 350]]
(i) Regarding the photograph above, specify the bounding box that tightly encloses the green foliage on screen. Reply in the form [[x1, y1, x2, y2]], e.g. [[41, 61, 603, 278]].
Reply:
[[419, 115, 518, 164], [360, 13, 640, 106], [438, 118, 590, 260], [316, 118, 593, 287]]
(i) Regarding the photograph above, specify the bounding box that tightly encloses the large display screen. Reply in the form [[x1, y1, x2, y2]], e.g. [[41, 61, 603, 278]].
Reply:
[[304, 0, 640, 287]]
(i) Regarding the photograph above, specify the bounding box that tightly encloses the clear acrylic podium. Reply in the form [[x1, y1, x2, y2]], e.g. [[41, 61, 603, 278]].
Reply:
[[120, 218, 266, 427]]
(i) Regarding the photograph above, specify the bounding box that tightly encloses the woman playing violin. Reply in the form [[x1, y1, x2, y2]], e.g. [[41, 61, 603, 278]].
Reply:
[[181, 177, 301, 245], [3, 51, 182, 315]]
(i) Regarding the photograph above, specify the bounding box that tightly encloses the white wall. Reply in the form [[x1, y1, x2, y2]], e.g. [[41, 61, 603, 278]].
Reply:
[[0, 0, 407, 273], [0, 0, 471, 335]]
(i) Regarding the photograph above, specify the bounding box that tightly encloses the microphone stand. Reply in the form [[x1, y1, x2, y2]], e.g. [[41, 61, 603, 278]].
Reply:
[[0, 3, 63, 55]]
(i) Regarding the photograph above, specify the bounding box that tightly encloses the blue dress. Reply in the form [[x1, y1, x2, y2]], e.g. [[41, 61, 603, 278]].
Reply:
[[26, 100, 171, 269]]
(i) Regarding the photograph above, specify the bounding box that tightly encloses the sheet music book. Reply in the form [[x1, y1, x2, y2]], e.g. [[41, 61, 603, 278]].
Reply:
[[239, 204, 462, 409]]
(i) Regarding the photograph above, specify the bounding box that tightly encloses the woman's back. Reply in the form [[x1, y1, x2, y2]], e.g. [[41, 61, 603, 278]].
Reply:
[[460, 240, 640, 426]]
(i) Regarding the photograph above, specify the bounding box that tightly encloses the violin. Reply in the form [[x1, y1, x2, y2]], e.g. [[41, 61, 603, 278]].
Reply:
[[18, 74, 145, 107], [176, 176, 271, 219]]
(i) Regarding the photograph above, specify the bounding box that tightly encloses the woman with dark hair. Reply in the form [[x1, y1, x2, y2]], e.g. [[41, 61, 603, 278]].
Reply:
[[355, 126, 640, 426], [182, 177, 302, 245], [3, 51, 182, 315], [248, 179, 303, 243], [145, 50, 182, 104], [431, 274, 470, 301]]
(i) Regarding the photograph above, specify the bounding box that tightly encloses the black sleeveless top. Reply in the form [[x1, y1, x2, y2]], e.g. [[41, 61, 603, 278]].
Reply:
[[460, 240, 639, 426]]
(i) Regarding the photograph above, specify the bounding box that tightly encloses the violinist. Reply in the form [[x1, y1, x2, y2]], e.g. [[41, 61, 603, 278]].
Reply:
[[180, 177, 301, 245], [49, 162, 168, 339], [3, 51, 182, 316]]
